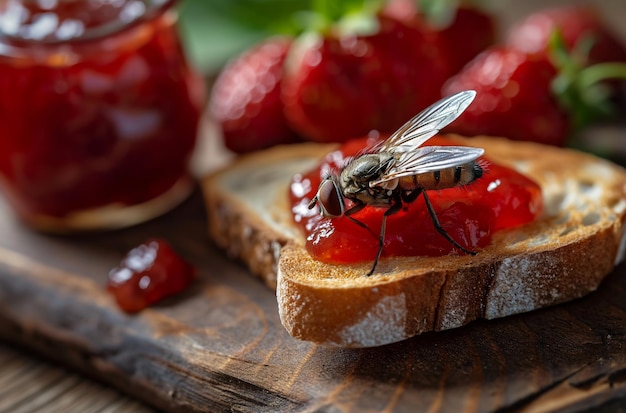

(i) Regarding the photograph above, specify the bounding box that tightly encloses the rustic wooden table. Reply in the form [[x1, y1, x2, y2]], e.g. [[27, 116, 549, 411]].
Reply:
[[0, 344, 155, 413], [1, 1, 626, 412]]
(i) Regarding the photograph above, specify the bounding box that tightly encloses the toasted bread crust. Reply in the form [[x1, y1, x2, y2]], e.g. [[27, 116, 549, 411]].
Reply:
[[203, 136, 626, 347], [204, 143, 328, 288]]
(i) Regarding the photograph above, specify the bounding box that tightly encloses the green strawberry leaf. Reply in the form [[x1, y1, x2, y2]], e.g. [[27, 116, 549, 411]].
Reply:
[[549, 29, 626, 136], [306, 0, 384, 34], [179, 0, 385, 73]]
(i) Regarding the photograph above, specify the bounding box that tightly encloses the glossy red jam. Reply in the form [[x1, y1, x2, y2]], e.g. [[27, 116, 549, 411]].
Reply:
[[290, 136, 543, 264], [0, 0, 205, 229], [107, 238, 196, 313]]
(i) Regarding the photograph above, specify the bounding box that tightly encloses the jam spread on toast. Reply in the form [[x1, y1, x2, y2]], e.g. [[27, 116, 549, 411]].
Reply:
[[290, 136, 543, 264]]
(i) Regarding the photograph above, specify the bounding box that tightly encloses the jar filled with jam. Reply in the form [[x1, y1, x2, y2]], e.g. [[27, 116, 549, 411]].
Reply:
[[0, 0, 205, 231]]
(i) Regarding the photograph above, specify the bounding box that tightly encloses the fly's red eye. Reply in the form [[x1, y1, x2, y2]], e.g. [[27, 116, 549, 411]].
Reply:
[[318, 178, 344, 217]]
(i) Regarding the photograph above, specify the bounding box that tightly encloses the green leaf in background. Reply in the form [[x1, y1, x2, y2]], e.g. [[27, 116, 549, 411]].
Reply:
[[178, 0, 310, 75], [177, 0, 385, 74]]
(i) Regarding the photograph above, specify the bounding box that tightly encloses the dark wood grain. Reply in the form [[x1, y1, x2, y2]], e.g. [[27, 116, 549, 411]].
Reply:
[[1, 184, 626, 413], [0, 344, 155, 413]]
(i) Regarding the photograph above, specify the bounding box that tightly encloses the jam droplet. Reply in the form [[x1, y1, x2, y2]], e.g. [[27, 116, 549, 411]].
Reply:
[[290, 136, 543, 264], [107, 238, 196, 313]]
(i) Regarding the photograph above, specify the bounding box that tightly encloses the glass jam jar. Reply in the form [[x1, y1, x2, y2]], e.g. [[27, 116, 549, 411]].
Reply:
[[0, 0, 205, 231]]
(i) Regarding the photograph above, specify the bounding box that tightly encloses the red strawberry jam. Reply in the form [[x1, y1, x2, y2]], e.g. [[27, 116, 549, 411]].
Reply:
[[290, 136, 543, 264], [0, 0, 204, 228], [107, 238, 196, 313]]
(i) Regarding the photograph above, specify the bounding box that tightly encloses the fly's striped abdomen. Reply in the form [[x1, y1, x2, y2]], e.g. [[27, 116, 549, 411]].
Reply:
[[398, 161, 483, 191]]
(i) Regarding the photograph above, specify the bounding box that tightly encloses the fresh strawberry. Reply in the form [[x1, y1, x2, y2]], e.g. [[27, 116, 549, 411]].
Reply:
[[282, 14, 449, 143], [506, 5, 626, 64], [443, 47, 569, 146], [442, 37, 626, 147], [209, 36, 301, 153], [428, 5, 496, 75], [383, 0, 496, 76]]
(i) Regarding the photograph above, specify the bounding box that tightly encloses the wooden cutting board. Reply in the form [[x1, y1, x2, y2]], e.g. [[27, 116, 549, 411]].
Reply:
[[2, 0, 626, 410], [1, 178, 626, 413]]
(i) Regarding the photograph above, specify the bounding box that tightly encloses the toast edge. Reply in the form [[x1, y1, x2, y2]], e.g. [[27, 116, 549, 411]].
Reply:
[[277, 219, 625, 347]]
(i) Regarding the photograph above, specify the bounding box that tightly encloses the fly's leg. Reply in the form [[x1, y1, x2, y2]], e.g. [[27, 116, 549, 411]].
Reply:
[[344, 197, 403, 276], [421, 190, 477, 256], [345, 202, 385, 243], [343, 202, 382, 275], [365, 198, 403, 277], [402, 188, 422, 203]]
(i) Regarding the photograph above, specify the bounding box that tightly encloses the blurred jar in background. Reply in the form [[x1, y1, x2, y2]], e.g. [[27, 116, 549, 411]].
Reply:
[[0, 0, 205, 231]]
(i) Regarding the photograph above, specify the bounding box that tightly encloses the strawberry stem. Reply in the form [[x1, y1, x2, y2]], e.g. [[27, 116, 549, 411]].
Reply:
[[305, 0, 384, 35], [418, 0, 460, 27], [417, 0, 490, 27], [549, 29, 626, 138]]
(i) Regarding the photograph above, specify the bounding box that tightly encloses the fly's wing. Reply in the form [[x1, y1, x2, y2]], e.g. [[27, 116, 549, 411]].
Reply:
[[378, 90, 476, 154], [370, 146, 484, 187]]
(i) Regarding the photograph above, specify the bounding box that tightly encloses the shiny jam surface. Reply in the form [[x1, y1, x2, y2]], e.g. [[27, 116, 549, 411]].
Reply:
[[0, 0, 204, 221], [290, 136, 543, 264], [107, 238, 196, 313]]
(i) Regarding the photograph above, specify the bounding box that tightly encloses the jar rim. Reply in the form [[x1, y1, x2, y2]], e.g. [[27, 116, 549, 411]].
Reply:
[[0, 0, 176, 45]]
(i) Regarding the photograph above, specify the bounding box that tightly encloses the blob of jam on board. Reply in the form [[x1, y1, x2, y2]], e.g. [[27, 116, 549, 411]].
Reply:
[[107, 238, 196, 313]]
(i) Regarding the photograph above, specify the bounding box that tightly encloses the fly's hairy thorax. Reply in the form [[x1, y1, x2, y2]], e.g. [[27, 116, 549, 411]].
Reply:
[[339, 153, 394, 207]]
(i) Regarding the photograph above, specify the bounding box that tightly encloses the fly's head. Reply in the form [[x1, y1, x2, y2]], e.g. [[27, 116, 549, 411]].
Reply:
[[308, 175, 345, 218]]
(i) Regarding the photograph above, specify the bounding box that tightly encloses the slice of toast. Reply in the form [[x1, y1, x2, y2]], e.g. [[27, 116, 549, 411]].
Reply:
[[202, 135, 626, 347]]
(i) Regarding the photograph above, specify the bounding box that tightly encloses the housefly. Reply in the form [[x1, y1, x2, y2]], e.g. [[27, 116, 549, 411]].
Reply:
[[307, 90, 484, 276]]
